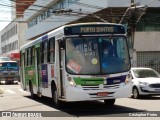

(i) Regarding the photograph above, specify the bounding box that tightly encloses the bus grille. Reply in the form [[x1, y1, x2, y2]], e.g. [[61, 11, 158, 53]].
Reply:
[[3, 73, 9, 76], [82, 84, 120, 90], [1, 72, 17, 77], [80, 84, 119, 98], [10, 73, 16, 76]]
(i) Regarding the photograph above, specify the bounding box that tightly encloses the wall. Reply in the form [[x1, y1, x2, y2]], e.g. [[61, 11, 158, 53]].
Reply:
[[18, 20, 28, 47], [23, 0, 58, 20], [134, 32, 160, 51], [107, 0, 131, 7], [0, 17, 27, 56], [0, 31, 1, 55], [107, 0, 160, 7]]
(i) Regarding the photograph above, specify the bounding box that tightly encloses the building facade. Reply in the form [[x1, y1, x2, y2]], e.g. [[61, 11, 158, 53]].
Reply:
[[0, 0, 35, 61], [0, 17, 28, 61]]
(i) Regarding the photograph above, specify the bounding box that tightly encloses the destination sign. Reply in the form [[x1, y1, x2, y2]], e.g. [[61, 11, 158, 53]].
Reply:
[[0, 63, 19, 71], [64, 24, 125, 35], [81, 26, 114, 33]]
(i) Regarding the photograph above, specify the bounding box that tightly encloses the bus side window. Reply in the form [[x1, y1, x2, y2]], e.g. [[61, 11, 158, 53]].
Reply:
[[25, 50, 27, 67], [41, 41, 48, 64], [48, 37, 55, 63], [41, 43, 44, 63], [28, 47, 31, 66], [31, 47, 35, 65], [27, 49, 30, 66]]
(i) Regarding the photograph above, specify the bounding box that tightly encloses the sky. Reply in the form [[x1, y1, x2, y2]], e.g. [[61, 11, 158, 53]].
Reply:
[[0, 0, 11, 31]]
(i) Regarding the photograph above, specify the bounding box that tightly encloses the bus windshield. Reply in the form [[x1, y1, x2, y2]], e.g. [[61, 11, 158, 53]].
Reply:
[[66, 36, 130, 74], [0, 62, 19, 71]]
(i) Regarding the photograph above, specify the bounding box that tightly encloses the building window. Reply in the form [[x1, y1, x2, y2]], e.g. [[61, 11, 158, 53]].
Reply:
[[136, 13, 160, 32]]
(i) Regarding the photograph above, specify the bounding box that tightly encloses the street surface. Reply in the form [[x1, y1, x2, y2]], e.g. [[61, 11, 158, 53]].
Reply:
[[0, 84, 160, 120]]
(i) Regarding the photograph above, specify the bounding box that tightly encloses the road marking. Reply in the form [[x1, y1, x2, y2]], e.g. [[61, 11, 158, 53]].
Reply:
[[5, 90, 16, 94]]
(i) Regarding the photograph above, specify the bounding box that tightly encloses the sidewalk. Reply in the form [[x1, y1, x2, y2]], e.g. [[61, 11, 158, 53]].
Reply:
[[0, 87, 4, 94]]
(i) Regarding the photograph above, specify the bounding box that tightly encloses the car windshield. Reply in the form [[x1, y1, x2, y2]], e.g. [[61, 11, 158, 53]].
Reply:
[[65, 36, 130, 75], [132, 69, 160, 78]]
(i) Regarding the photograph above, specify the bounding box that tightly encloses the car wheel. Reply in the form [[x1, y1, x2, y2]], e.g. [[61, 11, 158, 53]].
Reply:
[[133, 87, 140, 99], [104, 99, 115, 106]]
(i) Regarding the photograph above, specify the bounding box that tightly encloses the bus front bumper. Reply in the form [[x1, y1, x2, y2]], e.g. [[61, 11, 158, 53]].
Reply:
[[65, 83, 132, 102], [0, 77, 19, 84]]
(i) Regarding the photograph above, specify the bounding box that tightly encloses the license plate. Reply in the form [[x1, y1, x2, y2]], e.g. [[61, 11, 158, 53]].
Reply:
[[97, 92, 108, 96]]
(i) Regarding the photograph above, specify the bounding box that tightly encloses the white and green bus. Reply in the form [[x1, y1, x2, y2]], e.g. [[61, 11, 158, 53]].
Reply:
[[20, 22, 132, 107]]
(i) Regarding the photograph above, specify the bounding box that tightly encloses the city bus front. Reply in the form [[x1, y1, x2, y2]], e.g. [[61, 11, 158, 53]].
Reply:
[[0, 61, 20, 84], [64, 35, 132, 102]]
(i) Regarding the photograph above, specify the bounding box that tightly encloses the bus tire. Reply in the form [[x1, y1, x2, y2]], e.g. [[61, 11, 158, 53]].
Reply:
[[51, 84, 63, 108], [104, 99, 115, 106], [29, 82, 35, 99]]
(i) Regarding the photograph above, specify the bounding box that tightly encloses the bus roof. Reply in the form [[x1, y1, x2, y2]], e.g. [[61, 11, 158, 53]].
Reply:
[[0, 60, 18, 63], [63, 22, 124, 27], [0, 57, 11, 62]]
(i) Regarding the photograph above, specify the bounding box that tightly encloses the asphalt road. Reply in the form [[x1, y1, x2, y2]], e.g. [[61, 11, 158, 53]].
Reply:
[[0, 84, 160, 120]]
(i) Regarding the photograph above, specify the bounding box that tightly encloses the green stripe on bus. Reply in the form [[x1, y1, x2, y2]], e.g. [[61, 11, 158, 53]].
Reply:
[[25, 66, 36, 85], [22, 50, 25, 53], [35, 43, 40, 48], [73, 77, 104, 85]]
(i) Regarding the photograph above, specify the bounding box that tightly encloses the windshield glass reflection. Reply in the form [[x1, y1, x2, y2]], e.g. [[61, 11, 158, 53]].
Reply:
[[133, 69, 160, 78], [65, 36, 130, 75]]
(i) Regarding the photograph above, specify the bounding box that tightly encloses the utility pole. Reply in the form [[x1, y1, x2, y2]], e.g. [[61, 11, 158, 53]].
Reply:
[[119, 3, 147, 66], [120, 0, 160, 67], [120, 4, 146, 47]]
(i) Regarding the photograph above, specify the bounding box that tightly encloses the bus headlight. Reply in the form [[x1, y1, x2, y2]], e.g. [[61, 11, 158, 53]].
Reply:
[[67, 76, 76, 86], [125, 74, 132, 84], [69, 81, 76, 86]]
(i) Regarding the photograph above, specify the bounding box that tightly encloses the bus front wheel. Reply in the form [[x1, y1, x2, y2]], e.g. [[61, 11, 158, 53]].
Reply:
[[104, 99, 115, 106], [51, 86, 63, 108]]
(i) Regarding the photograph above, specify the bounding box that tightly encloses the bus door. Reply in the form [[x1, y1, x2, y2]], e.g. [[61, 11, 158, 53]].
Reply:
[[59, 40, 66, 97], [35, 45, 41, 95], [21, 52, 26, 90]]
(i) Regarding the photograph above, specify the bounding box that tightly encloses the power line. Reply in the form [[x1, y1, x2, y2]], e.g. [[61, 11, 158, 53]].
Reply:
[[0, 0, 160, 24]]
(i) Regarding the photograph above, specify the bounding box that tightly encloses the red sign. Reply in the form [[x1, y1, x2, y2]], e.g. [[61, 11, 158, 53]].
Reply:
[[10, 53, 20, 59], [67, 60, 82, 74]]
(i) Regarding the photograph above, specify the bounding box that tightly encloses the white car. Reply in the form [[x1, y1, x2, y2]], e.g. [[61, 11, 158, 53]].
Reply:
[[131, 67, 160, 99]]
